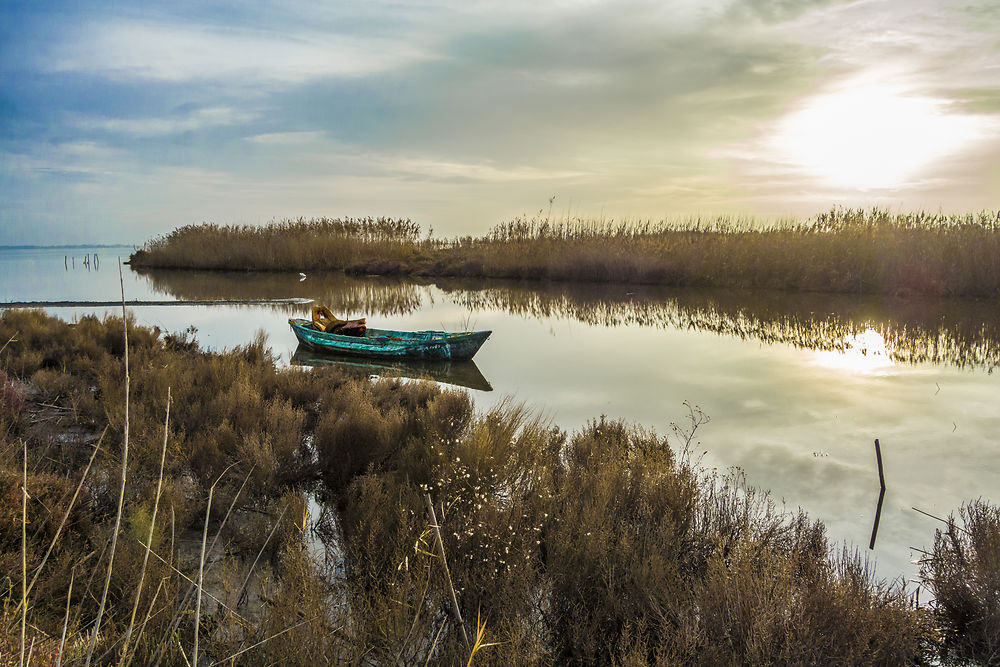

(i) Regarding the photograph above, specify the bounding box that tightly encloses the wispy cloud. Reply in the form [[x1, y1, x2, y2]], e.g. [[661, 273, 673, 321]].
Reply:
[[74, 106, 257, 136], [247, 131, 327, 145], [45, 19, 440, 83]]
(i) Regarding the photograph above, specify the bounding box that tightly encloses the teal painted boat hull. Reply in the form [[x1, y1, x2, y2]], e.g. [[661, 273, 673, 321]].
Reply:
[[288, 319, 492, 361]]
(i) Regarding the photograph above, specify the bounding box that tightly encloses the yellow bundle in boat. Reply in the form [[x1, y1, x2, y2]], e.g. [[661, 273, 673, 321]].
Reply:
[[311, 305, 344, 332], [311, 305, 366, 333]]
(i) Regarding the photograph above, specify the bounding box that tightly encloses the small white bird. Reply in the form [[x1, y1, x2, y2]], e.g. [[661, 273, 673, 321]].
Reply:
[[299, 272, 307, 282]]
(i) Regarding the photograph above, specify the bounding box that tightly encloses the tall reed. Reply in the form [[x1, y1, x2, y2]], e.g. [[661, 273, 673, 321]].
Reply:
[[130, 208, 1000, 297]]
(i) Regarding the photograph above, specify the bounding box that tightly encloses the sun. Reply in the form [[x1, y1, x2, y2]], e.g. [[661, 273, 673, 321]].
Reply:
[[769, 75, 985, 190]]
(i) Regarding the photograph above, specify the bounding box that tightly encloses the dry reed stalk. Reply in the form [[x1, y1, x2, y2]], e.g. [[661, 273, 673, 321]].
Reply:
[[216, 615, 324, 663], [169, 506, 175, 571], [394, 560, 433, 665], [151, 466, 252, 666], [85, 259, 131, 667], [131, 540, 245, 619], [18, 429, 105, 615], [194, 462, 238, 665], [56, 569, 75, 667], [425, 492, 470, 649], [21, 440, 27, 667], [193, 488, 213, 666], [235, 504, 288, 608], [126, 577, 167, 667], [68, 548, 102, 636], [173, 631, 192, 667], [122, 388, 171, 661], [1, 432, 103, 638], [423, 620, 448, 667], [0, 331, 18, 356]]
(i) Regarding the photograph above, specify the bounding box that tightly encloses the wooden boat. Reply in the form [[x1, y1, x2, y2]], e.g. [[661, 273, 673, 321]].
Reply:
[[290, 346, 494, 391], [288, 318, 492, 361]]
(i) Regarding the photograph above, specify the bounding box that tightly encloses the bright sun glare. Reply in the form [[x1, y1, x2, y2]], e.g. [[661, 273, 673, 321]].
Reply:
[[814, 328, 894, 374], [771, 78, 985, 190]]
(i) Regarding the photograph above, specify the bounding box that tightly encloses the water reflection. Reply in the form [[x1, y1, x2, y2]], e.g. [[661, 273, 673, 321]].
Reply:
[[290, 345, 493, 392], [440, 280, 1000, 371], [814, 328, 894, 375], [137, 269, 1000, 371], [133, 268, 428, 317]]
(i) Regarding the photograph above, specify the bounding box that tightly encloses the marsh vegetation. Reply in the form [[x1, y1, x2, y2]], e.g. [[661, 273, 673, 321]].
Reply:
[[8, 309, 997, 664], [130, 209, 1000, 298]]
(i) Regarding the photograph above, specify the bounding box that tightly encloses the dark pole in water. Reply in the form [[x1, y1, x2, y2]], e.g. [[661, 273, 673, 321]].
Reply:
[[869, 438, 887, 550], [869, 487, 886, 550], [874, 438, 886, 492]]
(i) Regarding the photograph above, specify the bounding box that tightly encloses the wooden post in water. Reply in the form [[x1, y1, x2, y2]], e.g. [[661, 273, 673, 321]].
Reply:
[[869, 439, 887, 550], [874, 438, 886, 492]]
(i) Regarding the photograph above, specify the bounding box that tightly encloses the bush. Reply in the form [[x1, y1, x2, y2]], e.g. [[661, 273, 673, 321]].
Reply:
[[923, 499, 1000, 664]]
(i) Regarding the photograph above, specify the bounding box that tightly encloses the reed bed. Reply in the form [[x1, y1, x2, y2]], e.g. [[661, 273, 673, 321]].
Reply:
[[130, 216, 428, 273], [3, 309, 998, 664], [130, 208, 1000, 297]]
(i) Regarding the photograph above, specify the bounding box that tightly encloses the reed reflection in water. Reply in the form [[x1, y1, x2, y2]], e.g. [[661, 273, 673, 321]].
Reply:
[[138, 268, 1000, 370], [440, 278, 1000, 372], [134, 267, 428, 318]]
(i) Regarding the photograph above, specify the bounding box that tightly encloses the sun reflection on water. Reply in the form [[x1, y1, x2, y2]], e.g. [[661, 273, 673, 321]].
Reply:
[[813, 327, 894, 374]]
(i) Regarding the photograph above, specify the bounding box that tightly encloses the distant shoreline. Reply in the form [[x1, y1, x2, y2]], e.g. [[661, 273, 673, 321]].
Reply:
[[0, 243, 135, 250]]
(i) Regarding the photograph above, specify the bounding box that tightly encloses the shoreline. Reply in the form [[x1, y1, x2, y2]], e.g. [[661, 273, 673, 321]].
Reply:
[[0, 297, 314, 308]]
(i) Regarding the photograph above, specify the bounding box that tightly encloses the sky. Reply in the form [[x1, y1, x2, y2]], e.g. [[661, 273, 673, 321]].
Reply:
[[1, 0, 999, 245]]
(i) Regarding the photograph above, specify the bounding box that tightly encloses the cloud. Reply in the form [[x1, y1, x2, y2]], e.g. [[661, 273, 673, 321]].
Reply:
[[74, 106, 257, 136], [2, 0, 999, 245], [45, 19, 439, 83], [246, 131, 327, 145]]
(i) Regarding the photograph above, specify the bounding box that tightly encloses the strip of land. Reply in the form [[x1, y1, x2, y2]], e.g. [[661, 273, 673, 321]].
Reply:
[[128, 209, 1000, 298], [0, 298, 313, 307]]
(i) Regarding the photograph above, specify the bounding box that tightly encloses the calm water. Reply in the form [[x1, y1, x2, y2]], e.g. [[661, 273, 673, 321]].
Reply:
[[3, 246, 1000, 585]]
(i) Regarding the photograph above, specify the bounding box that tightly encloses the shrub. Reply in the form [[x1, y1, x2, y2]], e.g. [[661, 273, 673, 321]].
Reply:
[[923, 499, 1000, 664]]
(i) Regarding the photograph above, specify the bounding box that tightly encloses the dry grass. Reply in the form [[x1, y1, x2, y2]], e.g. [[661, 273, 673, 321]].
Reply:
[[0, 308, 986, 664], [922, 500, 1000, 665], [130, 208, 1000, 297], [130, 216, 426, 272]]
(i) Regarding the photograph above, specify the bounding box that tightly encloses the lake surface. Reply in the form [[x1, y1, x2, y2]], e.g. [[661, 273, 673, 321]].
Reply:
[[3, 245, 1000, 586]]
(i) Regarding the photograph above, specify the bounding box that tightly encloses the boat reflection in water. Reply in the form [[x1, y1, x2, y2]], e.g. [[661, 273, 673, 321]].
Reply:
[[290, 345, 493, 392]]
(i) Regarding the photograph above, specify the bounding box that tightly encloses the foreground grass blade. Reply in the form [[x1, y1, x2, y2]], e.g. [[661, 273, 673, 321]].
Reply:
[[85, 259, 131, 667]]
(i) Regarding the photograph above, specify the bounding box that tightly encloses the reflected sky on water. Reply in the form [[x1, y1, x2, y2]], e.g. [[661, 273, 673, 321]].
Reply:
[[4, 246, 1000, 585]]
